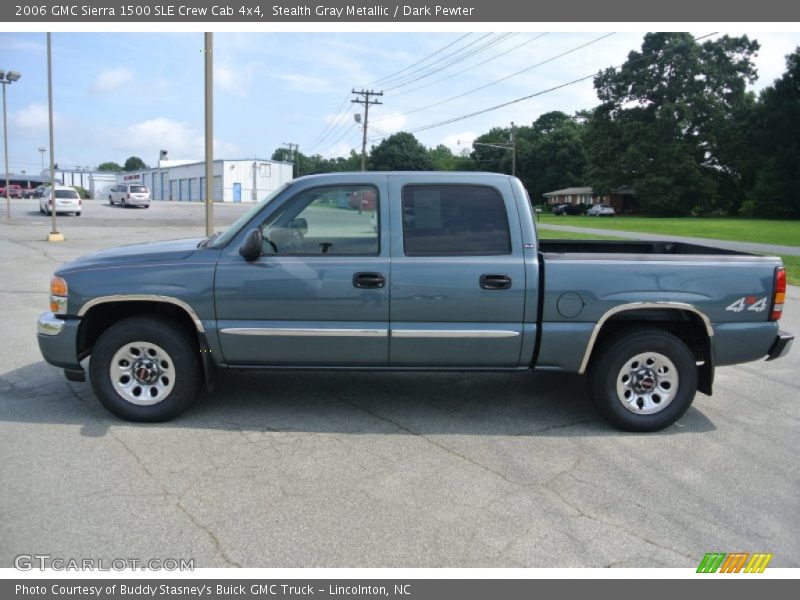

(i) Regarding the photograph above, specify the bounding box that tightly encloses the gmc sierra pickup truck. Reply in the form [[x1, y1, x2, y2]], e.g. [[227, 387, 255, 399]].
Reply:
[[37, 172, 793, 431]]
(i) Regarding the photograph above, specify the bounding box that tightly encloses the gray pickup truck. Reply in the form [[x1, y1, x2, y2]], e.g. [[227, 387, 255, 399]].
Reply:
[[37, 172, 793, 431]]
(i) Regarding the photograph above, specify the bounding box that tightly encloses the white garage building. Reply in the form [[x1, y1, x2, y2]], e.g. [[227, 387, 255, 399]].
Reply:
[[118, 158, 294, 203]]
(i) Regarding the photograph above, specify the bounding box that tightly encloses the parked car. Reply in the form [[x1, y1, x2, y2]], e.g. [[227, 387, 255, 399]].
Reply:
[[109, 184, 150, 208], [39, 185, 81, 216], [587, 204, 616, 217], [0, 184, 22, 198], [551, 203, 581, 215], [37, 172, 793, 431]]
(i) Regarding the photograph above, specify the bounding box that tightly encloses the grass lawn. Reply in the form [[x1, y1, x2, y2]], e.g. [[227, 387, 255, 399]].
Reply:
[[536, 228, 627, 241], [779, 255, 800, 286], [537, 214, 800, 247]]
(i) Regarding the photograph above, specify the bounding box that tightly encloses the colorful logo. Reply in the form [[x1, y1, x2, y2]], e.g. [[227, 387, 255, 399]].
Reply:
[[697, 552, 773, 573]]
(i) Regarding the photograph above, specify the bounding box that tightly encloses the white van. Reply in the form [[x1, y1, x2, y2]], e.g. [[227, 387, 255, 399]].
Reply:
[[109, 184, 151, 208]]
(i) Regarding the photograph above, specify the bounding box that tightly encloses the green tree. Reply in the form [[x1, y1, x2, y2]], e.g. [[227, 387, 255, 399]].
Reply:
[[520, 112, 587, 203], [428, 144, 475, 171], [123, 156, 148, 171], [585, 32, 759, 215], [97, 161, 123, 172], [741, 48, 800, 218], [369, 132, 433, 171], [470, 127, 514, 175]]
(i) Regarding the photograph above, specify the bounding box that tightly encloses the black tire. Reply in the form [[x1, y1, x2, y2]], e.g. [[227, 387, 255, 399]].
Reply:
[[122, 198, 127, 208], [588, 328, 698, 432], [109, 195, 113, 205], [89, 316, 201, 422]]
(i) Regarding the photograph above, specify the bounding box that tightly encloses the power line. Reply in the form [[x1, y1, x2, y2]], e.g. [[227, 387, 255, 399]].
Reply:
[[373, 33, 495, 89], [305, 33, 510, 152], [376, 32, 614, 123], [321, 122, 360, 157], [363, 32, 474, 87], [305, 94, 352, 151], [391, 33, 549, 98], [384, 33, 516, 91], [369, 32, 718, 141]]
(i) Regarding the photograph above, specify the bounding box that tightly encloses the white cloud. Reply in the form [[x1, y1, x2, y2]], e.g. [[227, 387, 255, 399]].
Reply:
[[91, 67, 134, 94], [372, 112, 408, 132], [114, 117, 240, 162], [12, 103, 53, 133], [277, 73, 333, 94], [215, 64, 255, 97]]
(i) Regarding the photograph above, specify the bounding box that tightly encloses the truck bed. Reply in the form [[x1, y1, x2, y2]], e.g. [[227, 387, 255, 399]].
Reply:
[[539, 239, 753, 256]]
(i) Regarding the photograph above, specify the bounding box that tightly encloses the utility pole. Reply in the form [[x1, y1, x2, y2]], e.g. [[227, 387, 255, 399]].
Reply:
[[459, 121, 517, 177], [283, 142, 299, 177], [510, 121, 516, 177], [351, 89, 382, 171]]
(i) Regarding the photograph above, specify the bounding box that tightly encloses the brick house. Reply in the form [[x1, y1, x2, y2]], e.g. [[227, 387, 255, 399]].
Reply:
[[543, 186, 636, 213]]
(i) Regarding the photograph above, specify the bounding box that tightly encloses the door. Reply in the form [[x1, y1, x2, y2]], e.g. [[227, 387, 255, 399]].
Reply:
[[233, 182, 242, 202], [388, 181, 526, 367], [214, 181, 390, 366]]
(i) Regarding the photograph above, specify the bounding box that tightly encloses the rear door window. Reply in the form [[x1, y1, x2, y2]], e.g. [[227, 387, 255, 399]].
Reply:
[[130, 185, 148, 193], [401, 185, 511, 256]]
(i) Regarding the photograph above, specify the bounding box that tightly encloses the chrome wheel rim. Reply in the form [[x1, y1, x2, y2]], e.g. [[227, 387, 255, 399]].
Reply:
[[110, 341, 175, 406], [615, 351, 679, 414]]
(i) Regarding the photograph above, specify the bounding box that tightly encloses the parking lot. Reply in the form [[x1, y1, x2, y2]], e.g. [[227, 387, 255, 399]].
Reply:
[[1, 198, 798, 568]]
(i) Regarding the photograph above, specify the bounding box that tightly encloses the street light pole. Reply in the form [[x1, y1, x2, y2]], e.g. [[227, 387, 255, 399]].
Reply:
[[46, 33, 62, 242], [1, 69, 21, 221], [38, 147, 46, 173], [204, 32, 213, 238]]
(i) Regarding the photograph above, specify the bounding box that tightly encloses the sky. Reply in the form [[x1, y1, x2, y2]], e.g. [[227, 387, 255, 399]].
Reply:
[[1, 30, 799, 174]]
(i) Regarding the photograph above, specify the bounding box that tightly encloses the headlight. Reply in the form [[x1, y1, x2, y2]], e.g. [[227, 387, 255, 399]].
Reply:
[[50, 275, 68, 315]]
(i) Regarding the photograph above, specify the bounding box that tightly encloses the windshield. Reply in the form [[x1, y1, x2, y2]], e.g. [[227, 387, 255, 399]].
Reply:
[[55, 189, 79, 199], [209, 183, 292, 248], [130, 185, 148, 193]]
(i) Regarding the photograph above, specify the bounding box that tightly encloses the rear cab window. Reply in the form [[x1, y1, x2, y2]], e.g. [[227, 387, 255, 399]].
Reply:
[[401, 184, 511, 256], [130, 186, 148, 193]]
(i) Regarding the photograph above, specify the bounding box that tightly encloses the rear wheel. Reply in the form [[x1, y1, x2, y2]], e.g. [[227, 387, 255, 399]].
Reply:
[[588, 329, 698, 432], [89, 316, 201, 421]]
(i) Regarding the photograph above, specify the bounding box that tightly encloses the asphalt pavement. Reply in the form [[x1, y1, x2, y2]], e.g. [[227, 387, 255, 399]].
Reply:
[[1, 199, 798, 568]]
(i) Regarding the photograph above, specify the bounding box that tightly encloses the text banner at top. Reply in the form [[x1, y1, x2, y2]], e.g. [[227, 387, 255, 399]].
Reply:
[[4, 0, 800, 22]]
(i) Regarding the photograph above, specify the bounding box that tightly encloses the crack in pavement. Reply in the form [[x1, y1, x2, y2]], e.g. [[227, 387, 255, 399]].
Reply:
[[327, 386, 529, 488], [61, 379, 243, 568]]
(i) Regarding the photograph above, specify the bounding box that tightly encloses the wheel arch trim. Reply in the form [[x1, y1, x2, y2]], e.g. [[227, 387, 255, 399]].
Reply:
[[578, 301, 713, 374], [77, 295, 205, 333]]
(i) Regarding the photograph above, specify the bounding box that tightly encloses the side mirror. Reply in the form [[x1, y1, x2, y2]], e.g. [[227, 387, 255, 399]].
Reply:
[[290, 217, 308, 236], [239, 228, 263, 261]]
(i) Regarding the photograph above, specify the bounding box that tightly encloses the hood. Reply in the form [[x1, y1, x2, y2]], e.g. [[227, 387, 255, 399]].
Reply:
[[60, 238, 206, 272]]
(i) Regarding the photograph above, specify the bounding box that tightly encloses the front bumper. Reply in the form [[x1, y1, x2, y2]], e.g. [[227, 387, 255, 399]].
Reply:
[[37, 312, 83, 371], [766, 331, 794, 361]]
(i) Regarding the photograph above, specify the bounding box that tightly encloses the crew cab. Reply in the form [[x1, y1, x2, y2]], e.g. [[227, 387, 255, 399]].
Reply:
[[37, 173, 793, 431]]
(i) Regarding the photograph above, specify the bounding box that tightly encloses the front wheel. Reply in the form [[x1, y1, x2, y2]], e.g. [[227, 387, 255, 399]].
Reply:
[[588, 329, 698, 432], [89, 316, 201, 421]]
